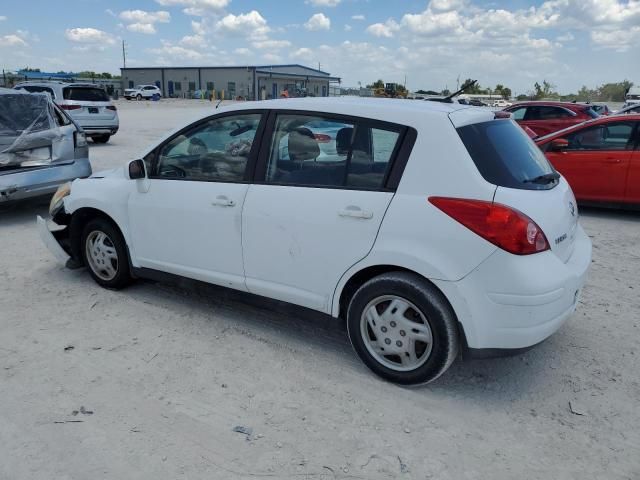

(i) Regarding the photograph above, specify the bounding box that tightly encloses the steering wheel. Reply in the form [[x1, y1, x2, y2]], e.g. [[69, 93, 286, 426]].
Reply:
[[159, 163, 187, 178]]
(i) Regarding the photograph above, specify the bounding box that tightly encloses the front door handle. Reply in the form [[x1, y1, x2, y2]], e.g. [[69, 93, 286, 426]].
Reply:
[[339, 206, 373, 219], [212, 195, 235, 207]]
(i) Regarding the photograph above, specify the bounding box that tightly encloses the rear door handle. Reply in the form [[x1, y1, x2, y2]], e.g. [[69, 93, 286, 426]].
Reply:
[[339, 206, 373, 219], [212, 195, 235, 207]]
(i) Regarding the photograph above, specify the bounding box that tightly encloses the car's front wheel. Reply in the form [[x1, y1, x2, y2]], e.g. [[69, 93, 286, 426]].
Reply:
[[347, 272, 459, 385], [81, 218, 132, 289], [136, 94, 142, 101]]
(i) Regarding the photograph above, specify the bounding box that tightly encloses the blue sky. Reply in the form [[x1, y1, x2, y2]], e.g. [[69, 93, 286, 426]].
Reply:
[[1, 0, 639, 94]]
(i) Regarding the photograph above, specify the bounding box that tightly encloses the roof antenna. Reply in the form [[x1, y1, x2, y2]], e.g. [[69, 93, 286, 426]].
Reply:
[[215, 98, 223, 109]]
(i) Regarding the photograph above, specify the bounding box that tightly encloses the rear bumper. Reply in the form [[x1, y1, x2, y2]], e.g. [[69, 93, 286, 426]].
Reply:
[[435, 224, 592, 350], [0, 159, 92, 203]]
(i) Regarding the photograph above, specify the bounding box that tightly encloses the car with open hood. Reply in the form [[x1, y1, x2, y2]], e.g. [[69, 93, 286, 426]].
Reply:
[[0, 88, 91, 204]]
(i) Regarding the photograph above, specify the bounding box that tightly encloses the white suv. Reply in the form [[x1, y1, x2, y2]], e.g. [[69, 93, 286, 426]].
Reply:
[[124, 85, 162, 100], [38, 98, 592, 384]]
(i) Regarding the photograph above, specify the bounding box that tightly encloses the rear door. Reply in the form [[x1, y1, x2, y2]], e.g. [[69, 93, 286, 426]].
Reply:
[[546, 120, 635, 203], [523, 106, 576, 136], [241, 111, 409, 312]]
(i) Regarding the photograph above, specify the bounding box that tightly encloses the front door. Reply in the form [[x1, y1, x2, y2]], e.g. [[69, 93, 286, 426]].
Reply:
[[128, 111, 265, 290], [241, 111, 406, 312], [624, 126, 640, 203], [547, 120, 635, 203], [168, 81, 174, 97]]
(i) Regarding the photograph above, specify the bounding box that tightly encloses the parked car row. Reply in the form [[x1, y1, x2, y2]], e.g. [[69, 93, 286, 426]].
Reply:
[[13, 81, 119, 143]]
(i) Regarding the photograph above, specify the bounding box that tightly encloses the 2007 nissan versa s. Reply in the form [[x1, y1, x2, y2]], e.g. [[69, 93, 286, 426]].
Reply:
[[38, 98, 592, 385]]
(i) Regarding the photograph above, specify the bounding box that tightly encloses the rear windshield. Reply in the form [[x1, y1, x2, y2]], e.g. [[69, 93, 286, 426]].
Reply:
[[0, 94, 52, 134], [63, 87, 109, 102], [457, 120, 557, 190]]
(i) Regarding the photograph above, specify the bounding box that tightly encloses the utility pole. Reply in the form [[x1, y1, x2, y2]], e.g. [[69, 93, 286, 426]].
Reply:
[[318, 62, 321, 72], [122, 40, 127, 69], [456, 75, 460, 91]]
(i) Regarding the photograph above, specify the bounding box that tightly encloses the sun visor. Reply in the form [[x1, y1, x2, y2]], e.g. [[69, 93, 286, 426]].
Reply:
[[0, 91, 64, 167]]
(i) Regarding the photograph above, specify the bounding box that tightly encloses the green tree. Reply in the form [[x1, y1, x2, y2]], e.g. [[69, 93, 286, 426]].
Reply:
[[366, 79, 384, 89], [533, 80, 558, 100]]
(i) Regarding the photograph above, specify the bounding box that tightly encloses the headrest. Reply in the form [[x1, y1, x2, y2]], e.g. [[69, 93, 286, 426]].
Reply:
[[288, 127, 320, 161]]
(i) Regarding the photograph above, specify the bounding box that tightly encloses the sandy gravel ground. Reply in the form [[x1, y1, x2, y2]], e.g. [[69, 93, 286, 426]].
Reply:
[[1, 99, 639, 480]]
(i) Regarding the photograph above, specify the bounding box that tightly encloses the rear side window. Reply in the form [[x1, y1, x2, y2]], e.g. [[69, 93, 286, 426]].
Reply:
[[525, 106, 573, 120], [63, 87, 109, 102], [264, 113, 402, 190], [457, 120, 557, 190]]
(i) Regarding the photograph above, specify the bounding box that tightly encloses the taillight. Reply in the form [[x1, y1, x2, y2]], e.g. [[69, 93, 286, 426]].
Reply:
[[60, 104, 81, 110], [429, 197, 550, 255], [313, 133, 331, 143], [106, 105, 117, 111]]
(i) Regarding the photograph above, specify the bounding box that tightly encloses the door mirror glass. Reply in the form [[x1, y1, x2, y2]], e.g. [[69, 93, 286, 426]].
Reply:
[[550, 138, 569, 151], [128, 158, 146, 179]]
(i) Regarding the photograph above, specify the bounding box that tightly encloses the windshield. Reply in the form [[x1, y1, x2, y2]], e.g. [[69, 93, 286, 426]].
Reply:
[[62, 87, 109, 102], [457, 119, 557, 190]]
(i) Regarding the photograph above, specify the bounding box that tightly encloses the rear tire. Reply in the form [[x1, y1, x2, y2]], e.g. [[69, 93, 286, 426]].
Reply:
[[92, 135, 110, 144], [81, 218, 132, 289], [347, 272, 459, 385], [136, 94, 142, 101]]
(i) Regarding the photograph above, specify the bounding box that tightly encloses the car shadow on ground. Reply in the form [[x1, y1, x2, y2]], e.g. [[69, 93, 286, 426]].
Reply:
[[0, 197, 49, 226], [579, 205, 640, 222]]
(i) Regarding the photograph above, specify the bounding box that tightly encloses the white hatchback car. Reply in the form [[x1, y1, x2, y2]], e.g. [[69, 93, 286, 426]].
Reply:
[[38, 98, 592, 384]]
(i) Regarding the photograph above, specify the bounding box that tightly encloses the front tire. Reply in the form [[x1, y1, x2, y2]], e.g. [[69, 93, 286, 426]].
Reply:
[[136, 94, 142, 101], [81, 218, 132, 289], [347, 272, 459, 385]]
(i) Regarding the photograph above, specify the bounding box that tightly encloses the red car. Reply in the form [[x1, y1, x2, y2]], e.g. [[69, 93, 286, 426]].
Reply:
[[504, 101, 599, 137], [535, 114, 640, 206]]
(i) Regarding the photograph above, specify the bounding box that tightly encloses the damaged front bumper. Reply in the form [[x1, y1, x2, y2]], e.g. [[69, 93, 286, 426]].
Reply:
[[36, 213, 83, 269]]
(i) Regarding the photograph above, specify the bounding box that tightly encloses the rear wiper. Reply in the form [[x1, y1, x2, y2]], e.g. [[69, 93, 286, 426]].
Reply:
[[523, 172, 560, 184]]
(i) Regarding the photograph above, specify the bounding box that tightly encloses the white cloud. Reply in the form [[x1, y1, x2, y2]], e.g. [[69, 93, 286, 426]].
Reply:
[[557, 32, 575, 42], [180, 34, 207, 47], [351, 14, 365, 21], [344, 24, 352, 31], [591, 26, 640, 52], [292, 47, 313, 60], [64, 27, 115, 45], [155, 0, 230, 15], [234, 47, 252, 55], [148, 40, 204, 60], [305, 13, 331, 31], [306, 0, 341, 7], [119, 10, 170, 35], [252, 39, 292, 49], [429, 0, 467, 11], [0, 34, 27, 47], [366, 19, 400, 38], [216, 11, 271, 39], [262, 53, 283, 63], [0, 15, 7, 21]]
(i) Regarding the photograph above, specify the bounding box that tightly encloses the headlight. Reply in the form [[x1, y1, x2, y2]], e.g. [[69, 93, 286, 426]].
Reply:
[[49, 182, 71, 216]]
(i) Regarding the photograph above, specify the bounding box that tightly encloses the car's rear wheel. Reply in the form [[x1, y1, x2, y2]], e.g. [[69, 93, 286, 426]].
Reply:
[[81, 218, 132, 289], [347, 272, 459, 385], [136, 94, 142, 101], [92, 135, 110, 144]]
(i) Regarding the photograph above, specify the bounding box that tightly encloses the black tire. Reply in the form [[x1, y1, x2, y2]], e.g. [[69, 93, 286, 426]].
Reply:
[[347, 272, 459, 385], [92, 135, 110, 144], [80, 217, 132, 289], [136, 94, 142, 101]]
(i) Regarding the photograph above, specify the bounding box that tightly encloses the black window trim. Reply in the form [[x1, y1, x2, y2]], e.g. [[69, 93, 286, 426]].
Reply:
[[147, 109, 269, 184], [253, 109, 416, 192], [561, 120, 639, 152]]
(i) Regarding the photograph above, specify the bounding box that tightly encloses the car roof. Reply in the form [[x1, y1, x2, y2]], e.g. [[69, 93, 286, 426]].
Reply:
[[510, 101, 588, 108], [536, 113, 640, 143], [1, 87, 28, 95]]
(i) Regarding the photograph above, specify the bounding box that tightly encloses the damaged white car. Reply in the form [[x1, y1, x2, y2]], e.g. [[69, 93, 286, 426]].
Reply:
[[0, 88, 91, 204]]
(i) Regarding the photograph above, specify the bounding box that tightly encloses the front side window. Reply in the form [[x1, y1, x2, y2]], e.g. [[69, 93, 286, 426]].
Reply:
[[510, 107, 526, 120], [156, 113, 262, 182], [564, 122, 635, 151], [526, 106, 573, 120], [264, 114, 402, 190]]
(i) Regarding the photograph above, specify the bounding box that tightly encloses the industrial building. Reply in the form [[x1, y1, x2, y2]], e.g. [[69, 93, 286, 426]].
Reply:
[[120, 64, 341, 100]]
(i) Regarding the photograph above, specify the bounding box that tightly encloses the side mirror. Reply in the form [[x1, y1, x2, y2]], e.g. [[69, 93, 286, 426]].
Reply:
[[550, 138, 569, 151], [128, 159, 146, 179]]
